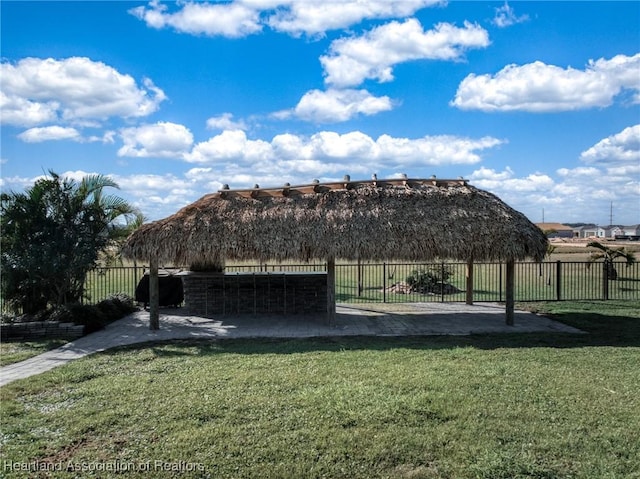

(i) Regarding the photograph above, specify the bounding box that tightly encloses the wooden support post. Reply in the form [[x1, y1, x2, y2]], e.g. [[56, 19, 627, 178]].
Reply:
[[149, 256, 160, 330], [505, 260, 515, 326], [602, 262, 610, 301], [465, 258, 474, 305], [327, 257, 336, 326]]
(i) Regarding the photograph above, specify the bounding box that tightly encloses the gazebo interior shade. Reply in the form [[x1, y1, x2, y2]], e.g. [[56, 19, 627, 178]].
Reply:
[[122, 177, 548, 266]]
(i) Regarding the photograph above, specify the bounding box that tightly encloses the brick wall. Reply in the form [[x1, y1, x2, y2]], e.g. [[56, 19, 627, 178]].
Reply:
[[181, 272, 327, 316], [1, 321, 85, 341]]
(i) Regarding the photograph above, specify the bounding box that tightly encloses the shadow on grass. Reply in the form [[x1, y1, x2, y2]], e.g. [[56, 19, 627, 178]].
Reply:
[[97, 311, 640, 360]]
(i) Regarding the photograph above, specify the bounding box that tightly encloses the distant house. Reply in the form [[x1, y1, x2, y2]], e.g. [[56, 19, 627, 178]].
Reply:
[[573, 224, 640, 240], [609, 226, 624, 237], [573, 224, 598, 238], [623, 225, 640, 236], [617, 225, 640, 241], [536, 223, 573, 238]]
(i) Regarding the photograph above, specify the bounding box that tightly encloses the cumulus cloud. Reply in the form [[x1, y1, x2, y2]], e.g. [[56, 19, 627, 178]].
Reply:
[[185, 130, 273, 163], [17, 126, 81, 143], [452, 53, 640, 112], [266, 0, 442, 37], [275, 88, 393, 122], [110, 172, 199, 219], [0, 91, 59, 127], [16, 125, 115, 144], [470, 167, 554, 192], [467, 163, 639, 224], [0, 57, 166, 127], [130, 0, 442, 38], [556, 167, 600, 177], [129, 0, 262, 37], [183, 129, 503, 168], [492, 2, 529, 28], [580, 125, 640, 164], [206, 113, 248, 131], [321, 19, 490, 87], [118, 122, 194, 158]]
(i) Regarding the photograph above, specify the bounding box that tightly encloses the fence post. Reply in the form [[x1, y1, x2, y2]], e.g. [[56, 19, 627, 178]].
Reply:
[[465, 258, 474, 305], [505, 260, 515, 326], [556, 260, 562, 301], [603, 261, 609, 301], [499, 262, 503, 302], [149, 256, 160, 330], [383, 262, 387, 303], [441, 261, 445, 303], [326, 257, 336, 325]]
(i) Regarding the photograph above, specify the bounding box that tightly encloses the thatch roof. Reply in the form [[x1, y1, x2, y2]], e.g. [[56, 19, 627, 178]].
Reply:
[[122, 177, 548, 265]]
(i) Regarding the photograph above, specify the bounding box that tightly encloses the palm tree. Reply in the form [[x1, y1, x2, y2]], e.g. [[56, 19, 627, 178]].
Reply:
[[587, 241, 636, 280], [1, 171, 142, 314]]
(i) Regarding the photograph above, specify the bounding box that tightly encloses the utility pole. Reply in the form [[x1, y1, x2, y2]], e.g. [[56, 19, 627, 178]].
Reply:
[[610, 202, 613, 226]]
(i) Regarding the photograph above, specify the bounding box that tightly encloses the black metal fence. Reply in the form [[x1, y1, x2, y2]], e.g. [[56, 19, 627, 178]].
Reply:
[[81, 260, 640, 305], [2, 260, 638, 314]]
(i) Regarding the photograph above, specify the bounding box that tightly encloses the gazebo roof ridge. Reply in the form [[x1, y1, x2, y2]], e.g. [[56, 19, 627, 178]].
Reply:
[[216, 175, 469, 199]]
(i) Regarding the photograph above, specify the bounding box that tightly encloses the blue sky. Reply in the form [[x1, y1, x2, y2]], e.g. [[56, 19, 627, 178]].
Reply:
[[1, 1, 639, 225]]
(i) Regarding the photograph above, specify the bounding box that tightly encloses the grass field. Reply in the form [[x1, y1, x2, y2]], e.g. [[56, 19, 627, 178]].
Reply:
[[1, 301, 638, 478], [0, 339, 68, 367]]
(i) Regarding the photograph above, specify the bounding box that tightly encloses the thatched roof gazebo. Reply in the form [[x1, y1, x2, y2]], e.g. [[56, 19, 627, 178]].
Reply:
[[122, 176, 548, 329]]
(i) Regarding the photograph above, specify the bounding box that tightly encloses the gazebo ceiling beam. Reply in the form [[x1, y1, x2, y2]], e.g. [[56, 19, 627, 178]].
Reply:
[[214, 176, 469, 199]]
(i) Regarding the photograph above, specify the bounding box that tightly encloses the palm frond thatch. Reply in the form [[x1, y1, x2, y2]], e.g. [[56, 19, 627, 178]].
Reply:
[[121, 179, 548, 265]]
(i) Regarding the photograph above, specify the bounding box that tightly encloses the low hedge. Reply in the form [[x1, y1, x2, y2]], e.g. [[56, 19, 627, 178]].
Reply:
[[48, 294, 138, 334]]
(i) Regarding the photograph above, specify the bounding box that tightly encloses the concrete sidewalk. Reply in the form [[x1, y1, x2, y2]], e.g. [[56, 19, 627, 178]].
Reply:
[[0, 303, 581, 387]]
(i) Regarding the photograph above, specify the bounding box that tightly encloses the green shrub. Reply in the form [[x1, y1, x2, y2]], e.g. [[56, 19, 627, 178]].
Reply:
[[406, 265, 454, 294], [47, 294, 137, 334]]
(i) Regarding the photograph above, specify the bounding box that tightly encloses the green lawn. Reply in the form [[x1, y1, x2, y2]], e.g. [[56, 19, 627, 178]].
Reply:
[[0, 301, 638, 478], [0, 339, 68, 367]]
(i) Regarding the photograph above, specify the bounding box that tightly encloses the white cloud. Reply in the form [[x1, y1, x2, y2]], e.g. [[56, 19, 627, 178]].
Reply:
[[112, 173, 199, 218], [184, 129, 502, 168], [185, 130, 273, 163], [266, 0, 442, 37], [206, 113, 248, 131], [129, 0, 262, 38], [492, 2, 529, 28], [468, 165, 639, 224], [580, 125, 640, 164], [452, 53, 640, 112], [321, 19, 490, 88], [470, 167, 554, 192], [113, 172, 194, 195], [118, 122, 194, 158], [17, 126, 81, 143], [0, 91, 59, 127], [301, 131, 378, 160], [130, 0, 442, 38], [376, 134, 503, 165], [275, 89, 393, 122], [607, 164, 640, 177], [0, 57, 166, 127], [557, 167, 600, 177]]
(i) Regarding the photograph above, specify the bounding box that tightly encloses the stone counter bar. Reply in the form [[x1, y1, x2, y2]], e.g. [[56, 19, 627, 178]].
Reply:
[[179, 271, 328, 317]]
